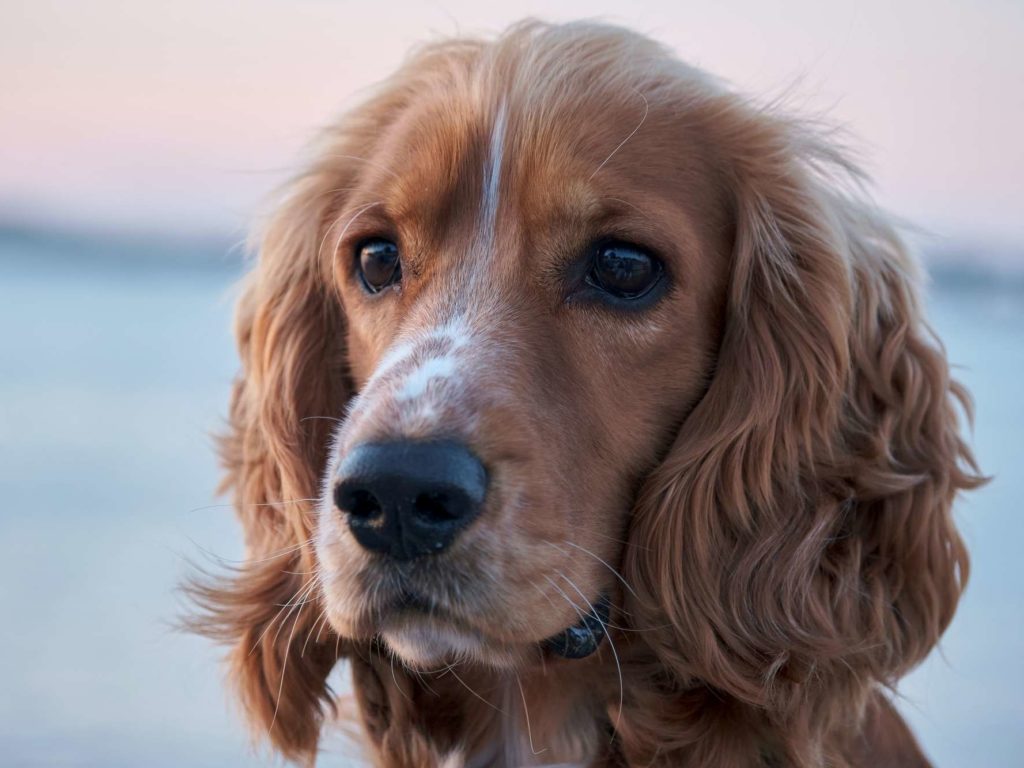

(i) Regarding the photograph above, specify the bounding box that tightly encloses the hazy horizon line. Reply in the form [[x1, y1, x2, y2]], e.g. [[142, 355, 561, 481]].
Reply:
[[2, 216, 1023, 286]]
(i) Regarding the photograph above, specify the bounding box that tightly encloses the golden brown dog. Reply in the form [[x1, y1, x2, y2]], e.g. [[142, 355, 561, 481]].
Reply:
[[191, 20, 981, 768]]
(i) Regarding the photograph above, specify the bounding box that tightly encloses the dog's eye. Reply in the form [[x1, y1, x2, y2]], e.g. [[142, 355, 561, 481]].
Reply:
[[586, 240, 662, 300], [356, 238, 401, 293]]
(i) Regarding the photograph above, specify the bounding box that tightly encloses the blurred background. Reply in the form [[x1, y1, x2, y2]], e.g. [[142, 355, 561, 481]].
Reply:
[[1, 1, 1021, 766]]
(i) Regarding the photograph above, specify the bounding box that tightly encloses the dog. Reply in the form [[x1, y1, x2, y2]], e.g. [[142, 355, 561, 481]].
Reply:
[[190, 20, 981, 767]]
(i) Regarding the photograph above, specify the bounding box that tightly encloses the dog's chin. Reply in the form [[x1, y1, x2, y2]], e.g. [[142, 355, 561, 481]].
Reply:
[[380, 615, 521, 670]]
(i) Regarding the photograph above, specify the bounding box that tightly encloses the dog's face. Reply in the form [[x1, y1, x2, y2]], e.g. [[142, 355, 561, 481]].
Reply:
[[198, 22, 974, 766], [316, 77, 731, 668]]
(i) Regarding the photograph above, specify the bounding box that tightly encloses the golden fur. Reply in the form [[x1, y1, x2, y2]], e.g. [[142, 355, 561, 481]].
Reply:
[[188, 20, 981, 767]]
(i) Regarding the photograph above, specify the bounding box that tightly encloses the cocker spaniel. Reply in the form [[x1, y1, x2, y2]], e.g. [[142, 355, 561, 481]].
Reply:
[[191, 20, 981, 768]]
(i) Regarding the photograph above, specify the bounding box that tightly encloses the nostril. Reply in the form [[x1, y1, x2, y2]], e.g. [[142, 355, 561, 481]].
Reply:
[[348, 489, 383, 519], [413, 491, 461, 523], [335, 485, 384, 520]]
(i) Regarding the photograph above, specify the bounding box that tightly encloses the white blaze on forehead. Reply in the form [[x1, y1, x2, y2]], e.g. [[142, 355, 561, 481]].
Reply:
[[479, 100, 508, 250]]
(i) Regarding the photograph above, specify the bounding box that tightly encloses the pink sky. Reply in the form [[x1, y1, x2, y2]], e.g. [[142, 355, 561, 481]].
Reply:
[[1, 0, 1022, 252]]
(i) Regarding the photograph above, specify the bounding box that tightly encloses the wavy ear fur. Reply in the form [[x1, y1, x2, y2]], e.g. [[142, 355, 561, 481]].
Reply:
[[623, 104, 982, 766], [186, 161, 356, 762]]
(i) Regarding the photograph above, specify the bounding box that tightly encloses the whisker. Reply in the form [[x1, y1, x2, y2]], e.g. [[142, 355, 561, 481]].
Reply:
[[386, 644, 412, 703], [271, 595, 320, 608], [603, 196, 656, 224], [445, 664, 504, 713], [181, 533, 316, 571], [558, 572, 624, 738], [249, 581, 314, 655], [315, 609, 333, 645], [270, 578, 322, 650], [515, 671, 547, 756], [542, 574, 589, 628], [317, 200, 381, 285], [412, 667, 439, 697], [531, 581, 563, 615], [269, 593, 306, 736], [271, 574, 323, 608], [185, 498, 319, 515], [542, 540, 635, 620], [579, 527, 652, 552], [302, 607, 333, 658], [540, 542, 666, 633], [251, 575, 320, 656], [560, 540, 640, 599], [240, 539, 318, 566], [588, 89, 649, 181]]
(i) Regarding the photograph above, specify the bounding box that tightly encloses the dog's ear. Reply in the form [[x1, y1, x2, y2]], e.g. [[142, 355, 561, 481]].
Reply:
[[624, 105, 981, 762], [187, 155, 357, 762]]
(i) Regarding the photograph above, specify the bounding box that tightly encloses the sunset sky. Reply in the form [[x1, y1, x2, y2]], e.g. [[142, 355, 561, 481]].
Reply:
[[2, 0, 1021, 253]]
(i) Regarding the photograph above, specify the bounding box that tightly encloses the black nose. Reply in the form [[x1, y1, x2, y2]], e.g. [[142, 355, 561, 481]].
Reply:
[[333, 440, 487, 560]]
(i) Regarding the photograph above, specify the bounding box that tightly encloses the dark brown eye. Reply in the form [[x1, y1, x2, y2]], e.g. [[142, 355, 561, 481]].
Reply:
[[356, 238, 401, 293], [586, 240, 662, 299]]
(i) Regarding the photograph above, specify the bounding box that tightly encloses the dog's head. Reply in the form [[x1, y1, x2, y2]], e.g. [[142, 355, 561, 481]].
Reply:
[[192, 21, 979, 765]]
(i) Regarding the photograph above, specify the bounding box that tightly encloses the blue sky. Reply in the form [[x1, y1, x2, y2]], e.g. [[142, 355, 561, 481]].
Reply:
[[2, 0, 1022, 257]]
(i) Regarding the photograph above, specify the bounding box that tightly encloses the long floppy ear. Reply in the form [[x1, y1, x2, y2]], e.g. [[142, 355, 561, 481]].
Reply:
[[624, 106, 982, 764], [187, 162, 354, 763]]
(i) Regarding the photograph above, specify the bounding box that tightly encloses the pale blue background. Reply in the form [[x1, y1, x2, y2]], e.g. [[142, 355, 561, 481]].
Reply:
[[0, 231, 1021, 767]]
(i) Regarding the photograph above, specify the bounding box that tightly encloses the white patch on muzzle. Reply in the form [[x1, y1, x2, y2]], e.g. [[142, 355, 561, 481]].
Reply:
[[398, 354, 458, 401], [353, 317, 475, 431]]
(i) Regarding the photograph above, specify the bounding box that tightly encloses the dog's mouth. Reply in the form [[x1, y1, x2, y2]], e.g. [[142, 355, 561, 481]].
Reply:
[[541, 594, 611, 659], [381, 590, 611, 664]]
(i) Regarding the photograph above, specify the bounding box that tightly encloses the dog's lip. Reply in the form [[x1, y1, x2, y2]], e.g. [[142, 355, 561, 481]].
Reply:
[[541, 594, 611, 659], [369, 588, 612, 659]]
